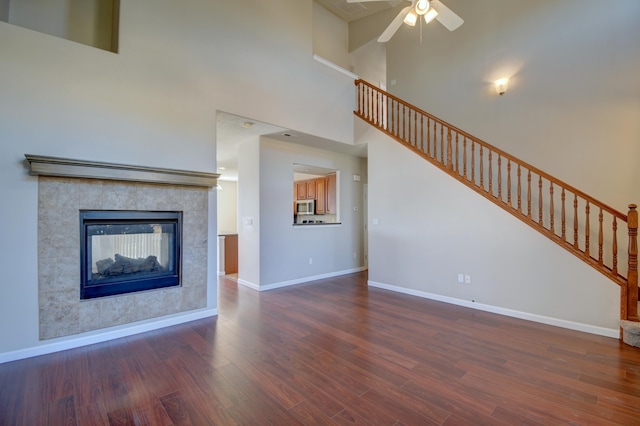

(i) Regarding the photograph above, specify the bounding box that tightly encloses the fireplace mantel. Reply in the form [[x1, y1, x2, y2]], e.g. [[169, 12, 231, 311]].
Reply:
[[25, 154, 219, 188]]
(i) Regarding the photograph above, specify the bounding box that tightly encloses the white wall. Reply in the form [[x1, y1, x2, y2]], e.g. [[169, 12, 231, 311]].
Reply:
[[5, 0, 116, 51], [217, 180, 238, 235], [237, 139, 261, 287], [385, 0, 640, 212], [0, 0, 356, 357], [8, 0, 70, 39], [365, 126, 619, 333], [0, 0, 10, 21], [239, 137, 365, 289], [349, 39, 386, 87], [312, 1, 349, 69]]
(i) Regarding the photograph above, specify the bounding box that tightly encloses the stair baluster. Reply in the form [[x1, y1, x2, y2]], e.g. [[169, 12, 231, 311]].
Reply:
[[628, 205, 638, 320], [527, 171, 532, 219], [538, 176, 543, 224], [550, 183, 555, 233], [598, 208, 604, 265], [585, 201, 591, 257], [498, 155, 502, 200], [507, 160, 512, 207]]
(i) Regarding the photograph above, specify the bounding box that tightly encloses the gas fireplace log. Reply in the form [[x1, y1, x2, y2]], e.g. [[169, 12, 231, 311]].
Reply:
[[96, 257, 115, 275], [96, 254, 163, 277]]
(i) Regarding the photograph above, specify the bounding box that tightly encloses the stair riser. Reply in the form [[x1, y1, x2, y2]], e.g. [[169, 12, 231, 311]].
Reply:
[[621, 320, 640, 348]]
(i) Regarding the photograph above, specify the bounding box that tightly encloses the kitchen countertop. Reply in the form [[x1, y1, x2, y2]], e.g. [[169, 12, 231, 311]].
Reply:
[[293, 222, 341, 226]]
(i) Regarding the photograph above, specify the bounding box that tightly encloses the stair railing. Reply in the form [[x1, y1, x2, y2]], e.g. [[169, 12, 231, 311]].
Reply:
[[355, 79, 638, 322]]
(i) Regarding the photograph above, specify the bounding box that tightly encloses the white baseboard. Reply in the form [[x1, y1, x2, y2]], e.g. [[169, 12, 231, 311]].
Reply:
[[237, 267, 367, 292], [237, 278, 259, 290], [367, 280, 619, 339], [0, 308, 218, 364]]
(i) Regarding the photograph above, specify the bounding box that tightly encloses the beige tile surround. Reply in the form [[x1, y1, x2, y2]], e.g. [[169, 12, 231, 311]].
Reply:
[[38, 177, 209, 340]]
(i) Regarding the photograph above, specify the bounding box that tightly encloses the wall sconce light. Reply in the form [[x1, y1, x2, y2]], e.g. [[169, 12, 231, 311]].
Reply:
[[495, 78, 509, 96]]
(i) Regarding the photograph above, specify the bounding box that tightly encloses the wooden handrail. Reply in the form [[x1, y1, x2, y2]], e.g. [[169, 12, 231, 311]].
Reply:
[[355, 79, 638, 323]]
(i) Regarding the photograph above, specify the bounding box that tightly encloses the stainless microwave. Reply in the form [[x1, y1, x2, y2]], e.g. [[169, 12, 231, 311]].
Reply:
[[296, 199, 315, 215]]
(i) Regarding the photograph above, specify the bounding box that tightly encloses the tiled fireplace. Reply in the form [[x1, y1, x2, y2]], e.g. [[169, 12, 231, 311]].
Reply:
[[28, 155, 218, 340]]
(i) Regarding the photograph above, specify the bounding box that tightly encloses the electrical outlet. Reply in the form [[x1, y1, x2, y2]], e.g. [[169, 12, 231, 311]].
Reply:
[[353, 252, 357, 259], [465, 274, 471, 284], [457, 274, 464, 283], [308, 258, 313, 265]]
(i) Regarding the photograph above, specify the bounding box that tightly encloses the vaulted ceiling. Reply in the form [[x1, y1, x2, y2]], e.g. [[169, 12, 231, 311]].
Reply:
[[314, 0, 400, 22]]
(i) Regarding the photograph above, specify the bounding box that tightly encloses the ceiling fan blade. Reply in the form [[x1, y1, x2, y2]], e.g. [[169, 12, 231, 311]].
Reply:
[[432, 0, 463, 31], [377, 5, 412, 42]]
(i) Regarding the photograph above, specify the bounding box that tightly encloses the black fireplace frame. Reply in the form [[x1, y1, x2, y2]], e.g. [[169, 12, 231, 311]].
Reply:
[[79, 210, 182, 299]]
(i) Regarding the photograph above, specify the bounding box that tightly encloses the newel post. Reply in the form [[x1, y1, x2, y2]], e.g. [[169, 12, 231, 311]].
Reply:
[[628, 204, 638, 320]]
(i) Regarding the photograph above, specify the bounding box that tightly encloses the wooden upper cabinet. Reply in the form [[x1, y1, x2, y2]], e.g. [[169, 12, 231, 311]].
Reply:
[[315, 178, 326, 214], [306, 180, 316, 199], [296, 181, 308, 200], [326, 174, 337, 214], [295, 180, 317, 200]]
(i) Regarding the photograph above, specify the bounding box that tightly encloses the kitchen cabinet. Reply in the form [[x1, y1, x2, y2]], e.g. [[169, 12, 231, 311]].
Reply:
[[326, 173, 336, 214], [306, 180, 316, 199], [296, 181, 307, 200], [315, 178, 326, 214], [294, 174, 337, 215], [295, 180, 316, 200]]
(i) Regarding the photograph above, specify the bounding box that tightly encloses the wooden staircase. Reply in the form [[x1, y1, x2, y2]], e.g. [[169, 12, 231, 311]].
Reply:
[[354, 79, 639, 340]]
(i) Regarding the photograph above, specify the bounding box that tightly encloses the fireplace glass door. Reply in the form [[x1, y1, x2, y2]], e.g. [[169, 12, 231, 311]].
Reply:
[[80, 211, 182, 299]]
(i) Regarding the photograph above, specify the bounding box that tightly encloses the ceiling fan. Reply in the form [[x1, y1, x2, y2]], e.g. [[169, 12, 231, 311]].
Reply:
[[347, 0, 463, 42]]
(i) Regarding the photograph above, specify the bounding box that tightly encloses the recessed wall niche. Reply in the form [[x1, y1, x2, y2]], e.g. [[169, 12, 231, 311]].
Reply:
[[0, 0, 119, 53]]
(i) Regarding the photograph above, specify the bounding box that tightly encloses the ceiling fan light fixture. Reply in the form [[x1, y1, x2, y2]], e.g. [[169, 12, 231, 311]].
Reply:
[[404, 10, 418, 26], [424, 8, 438, 23], [415, 0, 430, 15]]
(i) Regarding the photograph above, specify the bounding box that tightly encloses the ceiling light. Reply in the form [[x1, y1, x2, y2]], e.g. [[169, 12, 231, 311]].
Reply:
[[242, 121, 254, 128], [424, 8, 438, 23], [404, 10, 418, 26], [495, 78, 509, 95], [415, 0, 430, 15]]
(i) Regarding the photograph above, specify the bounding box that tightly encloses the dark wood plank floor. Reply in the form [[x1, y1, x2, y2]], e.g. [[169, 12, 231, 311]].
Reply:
[[2, 272, 640, 425]]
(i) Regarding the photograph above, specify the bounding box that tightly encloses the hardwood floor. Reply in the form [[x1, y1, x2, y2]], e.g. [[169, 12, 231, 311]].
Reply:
[[2, 272, 640, 425]]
